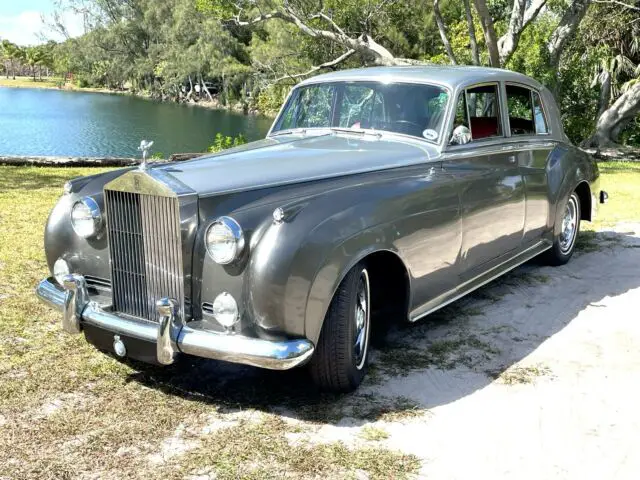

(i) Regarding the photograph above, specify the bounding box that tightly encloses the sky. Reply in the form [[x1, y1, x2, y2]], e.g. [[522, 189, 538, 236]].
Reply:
[[0, 0, 85, 46]]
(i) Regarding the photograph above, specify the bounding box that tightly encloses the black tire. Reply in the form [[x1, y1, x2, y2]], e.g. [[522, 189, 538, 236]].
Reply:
[[544, 191, 581, 266], [309, 262, 371, 392]]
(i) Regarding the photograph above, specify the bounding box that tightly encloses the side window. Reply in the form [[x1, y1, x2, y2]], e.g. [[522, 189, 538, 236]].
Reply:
[[466, 84, 502, 139], [505, 84, 535, 135], [532, 91, 549, 134]]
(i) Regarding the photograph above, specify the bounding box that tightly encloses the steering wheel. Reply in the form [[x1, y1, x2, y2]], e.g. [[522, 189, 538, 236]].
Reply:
[[392, 120, 423, 135]]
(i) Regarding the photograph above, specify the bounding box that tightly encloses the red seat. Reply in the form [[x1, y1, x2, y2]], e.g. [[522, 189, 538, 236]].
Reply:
[[470, 117, 499, 139]]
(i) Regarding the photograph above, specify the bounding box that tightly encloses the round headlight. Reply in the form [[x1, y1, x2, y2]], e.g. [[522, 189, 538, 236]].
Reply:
[[53, 257, 70, 286], [212, 292, 239, 328], [205, 216, 244, 264], [71, 197, 102, 238]]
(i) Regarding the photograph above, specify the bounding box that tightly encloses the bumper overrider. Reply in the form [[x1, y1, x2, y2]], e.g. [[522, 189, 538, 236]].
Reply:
[[36, 274, 315, 370]]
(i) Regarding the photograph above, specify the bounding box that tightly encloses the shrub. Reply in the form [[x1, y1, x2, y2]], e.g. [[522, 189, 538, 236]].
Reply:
[[208, 133, 247, 152]]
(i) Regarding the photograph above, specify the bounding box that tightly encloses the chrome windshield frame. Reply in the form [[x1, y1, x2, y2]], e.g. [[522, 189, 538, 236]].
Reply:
[[267, 80, 453, 147]]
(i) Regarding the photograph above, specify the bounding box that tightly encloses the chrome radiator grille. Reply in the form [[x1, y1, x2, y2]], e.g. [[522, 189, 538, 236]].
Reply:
[[104, 190, 184, 322]]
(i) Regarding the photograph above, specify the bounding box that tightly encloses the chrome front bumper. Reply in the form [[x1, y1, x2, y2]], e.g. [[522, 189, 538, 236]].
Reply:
[[35, 275, 314, 370]]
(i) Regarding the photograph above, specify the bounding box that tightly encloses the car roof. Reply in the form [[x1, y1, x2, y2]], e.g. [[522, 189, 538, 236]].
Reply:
[[297, 65, 544, 91]]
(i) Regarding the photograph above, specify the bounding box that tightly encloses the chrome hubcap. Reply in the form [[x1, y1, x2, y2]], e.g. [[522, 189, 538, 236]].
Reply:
[[354, 269, 370, 370], [560, 195, 578, 254]]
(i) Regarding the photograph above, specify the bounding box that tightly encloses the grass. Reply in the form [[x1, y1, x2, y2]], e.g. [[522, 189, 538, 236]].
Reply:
[[488, 364, 552, 385], [359, 425, 390, 441], [0, 76, 64, 89], [0, 165, 419, 479], [587, 161, 640, 229], [0, 158, 638, 478]]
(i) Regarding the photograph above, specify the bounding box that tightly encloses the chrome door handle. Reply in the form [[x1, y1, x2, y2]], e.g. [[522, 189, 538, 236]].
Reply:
[[508, 155, 517, 164]]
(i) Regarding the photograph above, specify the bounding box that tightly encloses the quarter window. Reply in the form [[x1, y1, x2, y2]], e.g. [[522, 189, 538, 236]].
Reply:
[[532, 91, 548, 134], [506, 84, 535, 135]]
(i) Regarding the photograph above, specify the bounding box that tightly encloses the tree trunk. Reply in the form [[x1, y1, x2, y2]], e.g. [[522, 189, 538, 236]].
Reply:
[[186, 75, 194, 101], [433, 0, 457, 64], [200, 75, 214, 102], [548, 0, 592, 69], [463, 0, 480, 65], [583, 81, 640, 147], [473, 0, 501, 67], [596, 71, 612, 121]]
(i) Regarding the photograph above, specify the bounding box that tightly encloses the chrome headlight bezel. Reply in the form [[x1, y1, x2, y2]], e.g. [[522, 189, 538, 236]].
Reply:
[[70, 197, 103, 239], [205, 216, 245, 265]]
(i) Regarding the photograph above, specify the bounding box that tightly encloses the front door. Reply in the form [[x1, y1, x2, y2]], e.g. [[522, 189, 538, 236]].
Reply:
[[445, 83, 526, 276]]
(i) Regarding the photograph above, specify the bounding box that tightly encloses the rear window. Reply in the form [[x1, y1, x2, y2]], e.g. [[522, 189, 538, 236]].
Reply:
[[505, 84, 548, 135]]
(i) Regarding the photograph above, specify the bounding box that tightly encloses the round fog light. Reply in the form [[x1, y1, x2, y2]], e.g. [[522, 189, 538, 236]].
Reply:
[[212, 292, 239, 328], [53, 258, 70, 286]]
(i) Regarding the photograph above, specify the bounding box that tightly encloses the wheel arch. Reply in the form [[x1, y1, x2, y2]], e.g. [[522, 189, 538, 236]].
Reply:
[[305, 244, 411, 345], [574, 181, 592, 222]]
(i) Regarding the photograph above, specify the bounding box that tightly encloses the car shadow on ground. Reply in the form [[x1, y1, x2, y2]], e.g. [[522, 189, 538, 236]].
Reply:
[[127, 229, 640, 425]]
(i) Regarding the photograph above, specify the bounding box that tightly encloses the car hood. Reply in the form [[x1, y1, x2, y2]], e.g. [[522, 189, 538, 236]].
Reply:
[[157, 133, 440, 197]]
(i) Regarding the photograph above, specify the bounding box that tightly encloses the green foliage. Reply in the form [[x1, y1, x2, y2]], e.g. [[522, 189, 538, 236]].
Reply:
[[208, 133, 247, 152], [2, 0, 637, 145], [150, 152, 165, 159]]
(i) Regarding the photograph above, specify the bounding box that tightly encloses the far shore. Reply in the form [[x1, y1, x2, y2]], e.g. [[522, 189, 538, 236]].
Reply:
[[0, 76, 270, 117]]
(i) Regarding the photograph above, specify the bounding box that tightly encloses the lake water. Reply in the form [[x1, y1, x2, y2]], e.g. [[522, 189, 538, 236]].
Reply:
[[0, 87, 273, 158]]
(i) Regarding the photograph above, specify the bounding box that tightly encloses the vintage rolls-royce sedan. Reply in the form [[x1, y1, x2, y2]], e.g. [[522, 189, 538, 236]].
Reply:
[[37, 66, 607, 391]]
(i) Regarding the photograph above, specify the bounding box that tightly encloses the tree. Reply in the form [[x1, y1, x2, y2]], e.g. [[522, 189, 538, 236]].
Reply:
[[578, 1, 640, 147]]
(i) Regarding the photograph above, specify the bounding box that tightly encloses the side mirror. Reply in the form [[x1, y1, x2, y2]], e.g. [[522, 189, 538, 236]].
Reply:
[[450, 125, 471, 145]]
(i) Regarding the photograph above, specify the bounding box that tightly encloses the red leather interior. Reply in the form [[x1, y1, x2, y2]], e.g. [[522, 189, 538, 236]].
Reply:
[[470, 116, 499, 139]]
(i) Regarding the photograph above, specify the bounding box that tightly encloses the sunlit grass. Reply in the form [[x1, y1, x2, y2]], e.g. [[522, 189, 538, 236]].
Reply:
[[588, 161, 640, 229], [0, 159, 638, 477], [0, 76, 64, 89], [0, 164, 418, 480]]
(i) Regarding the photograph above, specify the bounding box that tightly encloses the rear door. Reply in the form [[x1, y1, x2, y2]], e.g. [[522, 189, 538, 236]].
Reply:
[[504, 83, 554, 244], [444, 83, 526, 277]]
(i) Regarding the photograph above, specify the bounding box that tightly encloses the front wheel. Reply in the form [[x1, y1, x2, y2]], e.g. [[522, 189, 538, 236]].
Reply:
[[309, 262, 371, 392], [544, 191, 581, 266]]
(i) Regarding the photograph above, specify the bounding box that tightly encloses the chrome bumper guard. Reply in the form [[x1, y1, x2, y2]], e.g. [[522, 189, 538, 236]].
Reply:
[[36, 275, 314, 370]]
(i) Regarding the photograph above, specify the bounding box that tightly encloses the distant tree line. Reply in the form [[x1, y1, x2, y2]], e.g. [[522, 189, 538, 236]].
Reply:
[[0, 41, 57, 81], [1, 0, 639, 148]]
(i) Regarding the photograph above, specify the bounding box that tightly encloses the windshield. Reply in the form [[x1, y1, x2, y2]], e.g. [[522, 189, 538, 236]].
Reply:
[[271, 81, 450, 143]]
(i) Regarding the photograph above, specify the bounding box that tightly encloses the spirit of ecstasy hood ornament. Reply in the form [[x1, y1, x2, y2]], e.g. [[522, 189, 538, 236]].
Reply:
[[137, 140, 154, 170]]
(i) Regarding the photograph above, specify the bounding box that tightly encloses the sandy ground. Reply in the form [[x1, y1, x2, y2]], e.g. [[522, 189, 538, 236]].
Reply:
[[358, 223, 640, 479], [269, 223, 640, 479], [120, 223, 640, 479]]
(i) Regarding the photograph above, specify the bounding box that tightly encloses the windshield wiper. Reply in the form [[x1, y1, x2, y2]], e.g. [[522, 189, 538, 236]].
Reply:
[[330, 127, 382, 138], [270, 128, 307, 137]]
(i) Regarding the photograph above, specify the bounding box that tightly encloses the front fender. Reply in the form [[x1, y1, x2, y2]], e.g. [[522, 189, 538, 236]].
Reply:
[[246, 192, 405, 343]]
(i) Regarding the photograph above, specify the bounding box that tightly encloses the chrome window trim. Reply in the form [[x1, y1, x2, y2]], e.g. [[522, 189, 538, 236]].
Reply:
[[447, 81, 505, 147], [503, 81, 551, 138]]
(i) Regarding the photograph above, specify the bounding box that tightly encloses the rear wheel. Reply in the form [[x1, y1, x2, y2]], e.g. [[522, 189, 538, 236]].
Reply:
[[544, 191, 581, 266], [309, 262, 371, 392]]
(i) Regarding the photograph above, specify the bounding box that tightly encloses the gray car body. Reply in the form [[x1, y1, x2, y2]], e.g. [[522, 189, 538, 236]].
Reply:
[[44, 66, 600, 353]]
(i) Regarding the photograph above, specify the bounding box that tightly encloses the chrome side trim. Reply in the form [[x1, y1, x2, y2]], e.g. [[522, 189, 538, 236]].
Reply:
[[410, 240, 551, 322], [35, 277, 315, 370]]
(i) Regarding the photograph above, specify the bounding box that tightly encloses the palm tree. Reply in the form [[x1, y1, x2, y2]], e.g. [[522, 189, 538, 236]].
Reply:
[[26, 47, 43, 81]]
